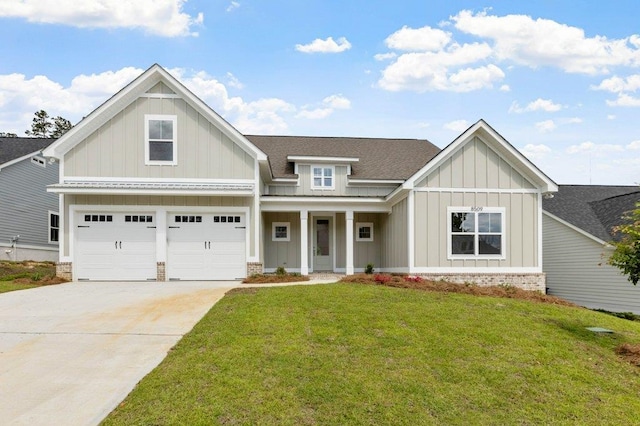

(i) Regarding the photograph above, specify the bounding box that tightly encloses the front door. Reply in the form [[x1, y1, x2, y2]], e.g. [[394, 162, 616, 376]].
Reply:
[[313, 217, 333, 271]]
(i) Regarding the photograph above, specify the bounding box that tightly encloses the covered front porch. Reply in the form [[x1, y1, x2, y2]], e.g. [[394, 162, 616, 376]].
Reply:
[[261, 198, 393, 275]]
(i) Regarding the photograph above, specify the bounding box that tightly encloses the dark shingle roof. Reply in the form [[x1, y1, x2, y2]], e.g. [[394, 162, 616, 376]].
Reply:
[[543, 185, 640, 241], [246, 135, 441, 180], [0, 137, 56, 166]]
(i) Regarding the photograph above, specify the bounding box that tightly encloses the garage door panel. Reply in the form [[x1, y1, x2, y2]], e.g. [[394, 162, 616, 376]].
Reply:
[[75, 213, 157, 281], [167, 213, 246, 280]]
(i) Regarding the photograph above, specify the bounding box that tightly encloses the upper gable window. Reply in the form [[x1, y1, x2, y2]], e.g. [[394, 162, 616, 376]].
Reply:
[[145, 115, 177, 165], [311, 166, 334, 190]]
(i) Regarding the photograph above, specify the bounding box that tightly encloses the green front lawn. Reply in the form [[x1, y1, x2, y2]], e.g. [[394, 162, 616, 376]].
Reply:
[[103, 284, 640, 425]]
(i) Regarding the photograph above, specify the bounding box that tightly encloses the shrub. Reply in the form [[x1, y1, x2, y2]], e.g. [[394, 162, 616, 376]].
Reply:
[[275, 266, 287, 276], [403, 275, 423, 283], [364, 263, 375, 274], [374, 274, 391, 284]]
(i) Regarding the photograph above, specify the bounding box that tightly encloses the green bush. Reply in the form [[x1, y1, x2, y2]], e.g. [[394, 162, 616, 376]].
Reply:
[[364, 263, 375, 274], [275, 266, 287, 276]]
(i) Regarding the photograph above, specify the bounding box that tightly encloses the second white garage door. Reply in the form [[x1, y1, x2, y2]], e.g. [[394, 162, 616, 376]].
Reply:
[[167, 213, 246, 280]]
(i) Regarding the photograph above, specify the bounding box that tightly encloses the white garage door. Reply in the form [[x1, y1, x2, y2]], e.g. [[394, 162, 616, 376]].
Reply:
[[167, 213, 246, 280], [75, 213, 157, 281]]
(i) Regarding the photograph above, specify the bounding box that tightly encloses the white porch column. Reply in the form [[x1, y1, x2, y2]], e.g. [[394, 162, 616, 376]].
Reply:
[[345, 210, 354, 275], [300, 210, 309, 275]]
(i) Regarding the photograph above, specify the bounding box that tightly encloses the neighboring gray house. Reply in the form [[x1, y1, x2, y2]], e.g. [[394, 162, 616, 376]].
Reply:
[[0, 137, 59, 261], [43, 64, 558, 288], [543, 185, 640, 314]]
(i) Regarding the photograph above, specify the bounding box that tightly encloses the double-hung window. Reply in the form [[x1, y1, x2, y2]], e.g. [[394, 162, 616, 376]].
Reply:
[[448, 207, 504, 258], [311, 166, 334, 190], [145, 115, 177, 165], [48, 211, 59, 244]]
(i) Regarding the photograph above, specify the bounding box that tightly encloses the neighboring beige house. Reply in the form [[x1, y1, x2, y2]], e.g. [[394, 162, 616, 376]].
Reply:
[[43, 64, 557, 290], [543, 185, 640, 314]]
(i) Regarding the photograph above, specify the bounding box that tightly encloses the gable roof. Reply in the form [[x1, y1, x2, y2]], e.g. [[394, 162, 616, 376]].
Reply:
[[42, 64, 266, 162], [0, 137, 56, 168], [247, 135, 440, 181], [543, 185, 640, 242], [402, 119, 558, 193]]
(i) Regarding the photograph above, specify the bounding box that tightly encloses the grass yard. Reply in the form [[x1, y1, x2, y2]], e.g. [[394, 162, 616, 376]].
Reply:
[[103, 284, 640, 425], [0, 260, 64, 294]]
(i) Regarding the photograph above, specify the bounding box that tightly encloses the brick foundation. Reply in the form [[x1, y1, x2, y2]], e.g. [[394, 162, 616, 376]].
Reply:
[[157, 262, 166, 281], [247, 262, 263, 276], [416, 273, 546, 292], [56, 262, 73, 281]]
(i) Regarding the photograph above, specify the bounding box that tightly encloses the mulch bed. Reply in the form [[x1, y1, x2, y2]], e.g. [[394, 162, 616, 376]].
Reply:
[[341, 273, 577, 307], [242, 274, 310, 284]]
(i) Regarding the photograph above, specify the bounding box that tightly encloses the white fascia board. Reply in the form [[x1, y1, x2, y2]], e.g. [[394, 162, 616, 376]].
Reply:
[[260, 197, 391, 212], [62, 176, 255, 184], [287, 155, 359, 164], [403, 119, 558, 193], [42, 64, 268, 162], [0, 151, 41, 170], [47, 188, 254, 196], [348, 179, 404, 185], [542, 210, 610, 246]]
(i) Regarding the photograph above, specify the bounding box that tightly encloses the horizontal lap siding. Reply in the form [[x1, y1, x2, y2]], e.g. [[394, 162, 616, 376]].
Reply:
[[64, 97, 254, 180], [543, 214, 640, 314], [0, 159, 58, 248]]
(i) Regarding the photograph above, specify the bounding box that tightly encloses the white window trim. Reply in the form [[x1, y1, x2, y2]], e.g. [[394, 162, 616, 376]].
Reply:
[[31, 156, 46, 168], [355, 222, 374, 242], [145, 114, 177, 166], [272, 222, 291, 242], [447, 207, 506, 260], [48, 210, 59, 244], [310, 165, 335, 190]]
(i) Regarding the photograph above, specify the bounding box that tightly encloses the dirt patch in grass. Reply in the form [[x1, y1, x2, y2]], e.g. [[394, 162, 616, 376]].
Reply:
[[242, 273, 310, 284], [341, 273, 577, 307], [0, 260, 67, 286], [616, 343, 640, 366]]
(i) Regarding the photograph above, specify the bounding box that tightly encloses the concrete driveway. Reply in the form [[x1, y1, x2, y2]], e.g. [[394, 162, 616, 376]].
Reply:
[[0, 280, 239, 425]]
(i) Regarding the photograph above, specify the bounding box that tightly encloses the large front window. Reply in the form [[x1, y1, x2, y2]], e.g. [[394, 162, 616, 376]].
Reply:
[[312, 166, 334, 189], [449, 208, 504, 258], [145, 115, 177, 165]]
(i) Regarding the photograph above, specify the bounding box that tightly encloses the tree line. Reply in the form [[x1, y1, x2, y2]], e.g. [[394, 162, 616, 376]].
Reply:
[[0, 110, 72, 138]]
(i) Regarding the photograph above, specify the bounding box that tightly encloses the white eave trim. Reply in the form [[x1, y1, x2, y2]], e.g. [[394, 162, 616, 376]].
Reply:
[[542, 210, 610, 246], [287, 155, 359, 164], [403, 120, 558, 194], [0, 150, 42, 171], [47, 180, 255, 196], [348, 178, 404, 185]]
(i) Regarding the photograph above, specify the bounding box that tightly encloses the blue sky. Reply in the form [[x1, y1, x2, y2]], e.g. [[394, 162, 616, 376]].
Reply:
[[1, 1, 640, 185]]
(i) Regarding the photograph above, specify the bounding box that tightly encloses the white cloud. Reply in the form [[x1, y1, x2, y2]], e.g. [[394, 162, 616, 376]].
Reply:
[[0, 67, 301, 136], [378, 43, 503, 92], [592, 74, 640, 93], [374, 52, 397, 61], [384, 26, 451, 52], [566, 141, 625, 154], [0, 0, 204, 37], [296, 94, 351, 120], [509, 98, 563, 113], [226, 1, 240, 12], [443, 119, 470, 132], [451, 10, 640, 75], [627, 140, 640, 150], [521, 143, 551, 160], [322, 94, 351, 109], [535, 120, 556, 133], [566, 117, 583, 124], [605, 93, 640, 107], [295, 37, 351, 53], [607, 114, 617, 120], [499, 84, 510, 92], [225, 72, 244, 89]]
